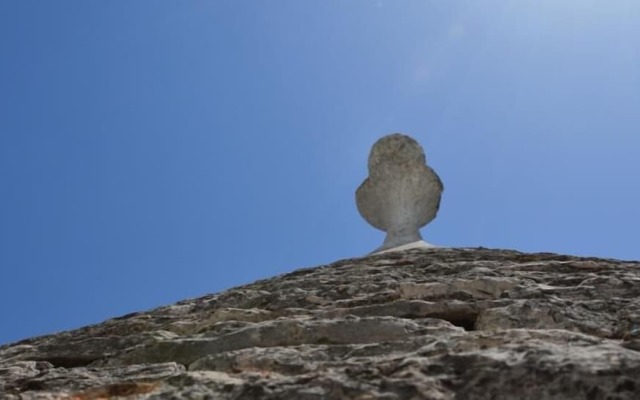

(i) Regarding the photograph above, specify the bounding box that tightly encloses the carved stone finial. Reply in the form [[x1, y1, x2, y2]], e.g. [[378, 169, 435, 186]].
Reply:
[[356, 133, 443, 253]]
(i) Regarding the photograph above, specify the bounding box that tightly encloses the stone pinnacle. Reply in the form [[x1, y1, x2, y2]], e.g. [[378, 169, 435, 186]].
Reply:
[[356, 133, 444, 253]]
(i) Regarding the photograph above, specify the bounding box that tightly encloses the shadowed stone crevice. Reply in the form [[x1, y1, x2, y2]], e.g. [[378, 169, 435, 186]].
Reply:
[[34, 356, 100, 369], [426, 311, 479, 332]]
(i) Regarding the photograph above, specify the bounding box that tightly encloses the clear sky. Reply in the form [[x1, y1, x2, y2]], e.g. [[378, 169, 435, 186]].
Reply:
[[1, 1, 639, 345]]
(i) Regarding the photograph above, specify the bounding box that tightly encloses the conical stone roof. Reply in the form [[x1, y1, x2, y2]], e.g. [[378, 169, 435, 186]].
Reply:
[[1, 247, 640, 399]]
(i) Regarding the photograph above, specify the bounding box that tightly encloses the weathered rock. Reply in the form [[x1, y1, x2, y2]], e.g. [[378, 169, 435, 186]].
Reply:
[[1, 247, 640, 399]]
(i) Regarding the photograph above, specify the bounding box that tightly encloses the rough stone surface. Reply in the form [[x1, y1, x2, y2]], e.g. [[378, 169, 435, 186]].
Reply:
[[356, 134, 444, 253], [2, 247, 640, 399]]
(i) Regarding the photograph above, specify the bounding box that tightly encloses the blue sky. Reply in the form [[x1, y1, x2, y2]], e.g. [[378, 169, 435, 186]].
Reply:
[[1, 1, 639, 345]]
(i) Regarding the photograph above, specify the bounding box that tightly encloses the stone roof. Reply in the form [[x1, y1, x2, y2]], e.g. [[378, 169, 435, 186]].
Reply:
[[2, 247, 640, 399]]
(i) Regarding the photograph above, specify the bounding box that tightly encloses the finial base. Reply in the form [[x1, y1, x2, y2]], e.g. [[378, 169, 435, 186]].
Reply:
[[371, 240, 437, 255]]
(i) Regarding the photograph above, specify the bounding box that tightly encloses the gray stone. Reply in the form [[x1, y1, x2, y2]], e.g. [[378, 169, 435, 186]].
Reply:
[[356, 134, 444, 253], [1, 248, 640, 399]]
